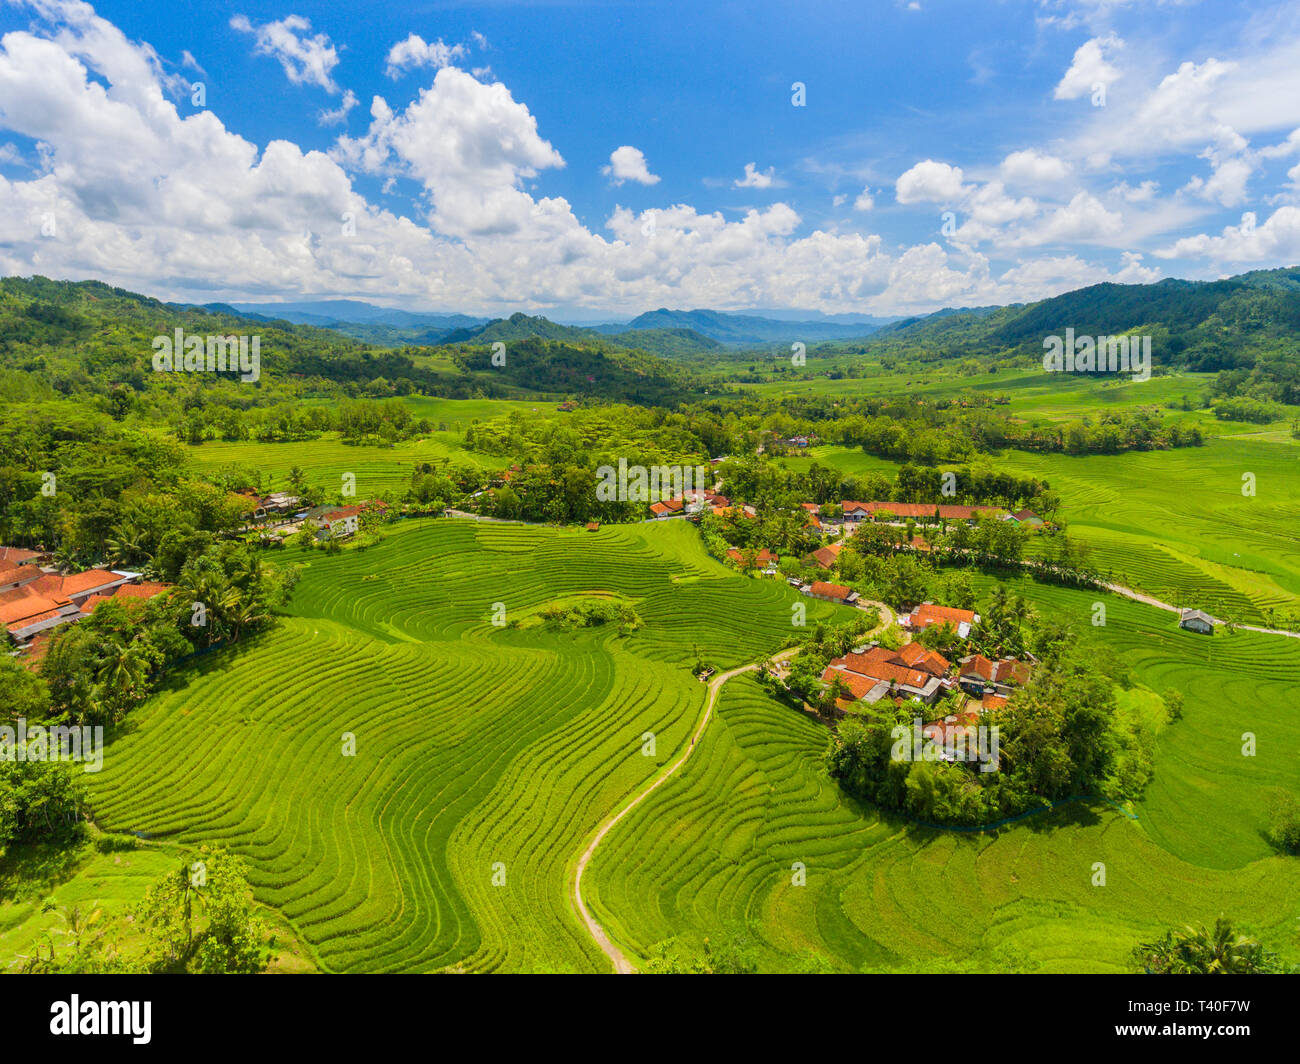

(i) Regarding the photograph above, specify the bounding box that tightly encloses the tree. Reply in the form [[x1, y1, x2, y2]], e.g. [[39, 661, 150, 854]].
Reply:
[[1262, 788, 1300, 854], [1132, 917, 1283, 974], [137, 847, 272, 974]]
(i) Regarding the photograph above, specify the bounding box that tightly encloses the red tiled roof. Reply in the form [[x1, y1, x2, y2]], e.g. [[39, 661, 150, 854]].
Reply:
[[800, 502, 821, 513], [319, 505, 364, 521], [0, 547, 41, 565], [862, 501, 1004, 520], [726, 547, 777, 567], [820, 668, 884, 701], [57, 570, 124, 597], [981, 693, 1009, 711], [825, 653, 933, 692], [896, 642, 950, 676], [80, 582, 170, 614], [809, 580, 853, 600], [0, 594, 67, 629], [961, 654, 996, 681], [809, 542, 843, 569], [907, 603, 977, 629]]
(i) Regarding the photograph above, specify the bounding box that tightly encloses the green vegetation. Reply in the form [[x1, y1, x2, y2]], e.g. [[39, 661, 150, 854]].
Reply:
[[1132, 917, 1287, 974]]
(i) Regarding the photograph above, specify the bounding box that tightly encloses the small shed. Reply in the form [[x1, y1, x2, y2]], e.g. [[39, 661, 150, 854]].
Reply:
[[1178, 608, 1215, 635]]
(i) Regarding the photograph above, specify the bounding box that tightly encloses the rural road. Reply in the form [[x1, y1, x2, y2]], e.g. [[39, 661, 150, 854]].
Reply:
[[571, 646, 800, 974]]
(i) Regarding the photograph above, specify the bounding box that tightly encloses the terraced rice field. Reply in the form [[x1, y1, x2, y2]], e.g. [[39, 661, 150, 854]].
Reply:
[[786, 435, 1300, 624], [81, 519, 846, 972], [584, 577, 1300, 972]]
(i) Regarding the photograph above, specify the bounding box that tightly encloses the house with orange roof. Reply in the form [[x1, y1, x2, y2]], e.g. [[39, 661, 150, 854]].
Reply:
[[308, 504, 366, 539], [899, 602, 980, 639], [958, 654, 1031, 697], [79, 582, 171, 616], [648, 497, 684, 519], [806, 580, 859, 606], [726, 547, 778, 570], [821, 643, 949, 705], [806, 541, 843, 569]]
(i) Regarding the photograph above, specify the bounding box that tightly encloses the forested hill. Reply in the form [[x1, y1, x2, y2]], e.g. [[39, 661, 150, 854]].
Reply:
[[867, 266, 1300, 400], [0, 276, 705, 406]]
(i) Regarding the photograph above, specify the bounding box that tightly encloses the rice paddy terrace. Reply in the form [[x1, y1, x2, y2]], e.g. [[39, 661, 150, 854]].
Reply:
[[584, 577, 1300, 972], [82, 518, 846, 973]]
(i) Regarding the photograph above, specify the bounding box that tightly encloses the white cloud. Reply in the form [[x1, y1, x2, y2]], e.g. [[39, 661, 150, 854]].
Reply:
[[602, 145, 660, 187], [853, 187, 875, 211], [1000, 149, 1070, 187], [1181, 149, 1253, 207], [319, 90, 358, 127], [384, 34, 468, 78], [335, 68, 568, 237], [230, 14, 341, 94], [895, 160, 967, 204], [1054, 34, 1122, 100], [1110, 179, 1159, 202], [0, 0, 1247, 319], [734, 162, 776, 189], [1157, 207, 1300, 263]]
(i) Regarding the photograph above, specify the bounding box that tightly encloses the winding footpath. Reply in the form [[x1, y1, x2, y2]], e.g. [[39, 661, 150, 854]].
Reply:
[[570, 646, 801, 973]]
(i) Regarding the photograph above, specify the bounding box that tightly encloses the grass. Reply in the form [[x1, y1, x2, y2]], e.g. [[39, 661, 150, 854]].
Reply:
[[584, 577, 1300, 973], [68, 518, 846, 973]]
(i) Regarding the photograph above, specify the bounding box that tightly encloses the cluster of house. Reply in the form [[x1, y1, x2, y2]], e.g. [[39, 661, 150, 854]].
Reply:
[[648, 489, 750, 520], [804, 500, 1045, 532], [0, 546, 169, 654], [817, 612, 1031, 723], [234, 490, 302, 522]]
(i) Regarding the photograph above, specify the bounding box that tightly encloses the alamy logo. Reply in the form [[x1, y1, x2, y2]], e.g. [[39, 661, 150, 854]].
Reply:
[[1042, 328, 1150, 382], [0, 719, 103, 773], [49, 995, 151, 1044], [152, 327, 261, 382], [595, 458, 708, 503]]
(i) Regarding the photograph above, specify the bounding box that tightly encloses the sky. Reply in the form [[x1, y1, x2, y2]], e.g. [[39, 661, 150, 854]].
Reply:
[[2, 0, 1300, 318]]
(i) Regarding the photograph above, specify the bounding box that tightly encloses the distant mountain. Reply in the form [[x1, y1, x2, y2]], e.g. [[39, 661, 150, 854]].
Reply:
[[615, 308, 881, 344], [225, 299, 486, 331]]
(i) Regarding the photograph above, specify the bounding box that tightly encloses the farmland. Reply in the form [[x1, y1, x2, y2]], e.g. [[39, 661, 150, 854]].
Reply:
[[781, 431, 1300, 624], [584, 578, 1300, 972], [6, 517, 1297, 974], [66, 519, 845, 973]]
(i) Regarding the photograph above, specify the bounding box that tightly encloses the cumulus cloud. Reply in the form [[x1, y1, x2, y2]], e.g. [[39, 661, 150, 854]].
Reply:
[[1157, 207, 1300, 263], [0, 0, 1217, 317], [384, 34, 468, 78], [734, 162, 776, 189], [895, 160, 967, 204], [602, 145, 660, 186], [230, 14, 341, 93], [853, 187, 875, 211], [318, 89, 358, 127], [1000, 149, 1070, 187], [1054, 34, 1122, 99]]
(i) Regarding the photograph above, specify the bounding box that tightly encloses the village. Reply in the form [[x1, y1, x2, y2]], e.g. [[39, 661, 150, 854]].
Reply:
[[0, 499, 384, 664]]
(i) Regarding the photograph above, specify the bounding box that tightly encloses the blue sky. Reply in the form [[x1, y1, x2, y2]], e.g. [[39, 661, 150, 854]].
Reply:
[[2, 0, 1300, 316]]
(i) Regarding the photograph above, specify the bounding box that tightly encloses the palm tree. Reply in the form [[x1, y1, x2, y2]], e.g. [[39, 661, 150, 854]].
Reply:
[[1133, 917, 1281, 974]]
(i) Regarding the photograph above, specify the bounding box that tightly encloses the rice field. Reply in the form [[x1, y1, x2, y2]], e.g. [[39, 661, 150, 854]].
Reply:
[[11, 516, 1298, 974], [584, 577, 1300, 972], [786, 435, 1300, 624], [78, 519, 846, 973]]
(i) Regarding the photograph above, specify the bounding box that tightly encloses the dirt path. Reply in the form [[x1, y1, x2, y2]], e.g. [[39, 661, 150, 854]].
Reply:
[[571, 646, 800, 973]]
